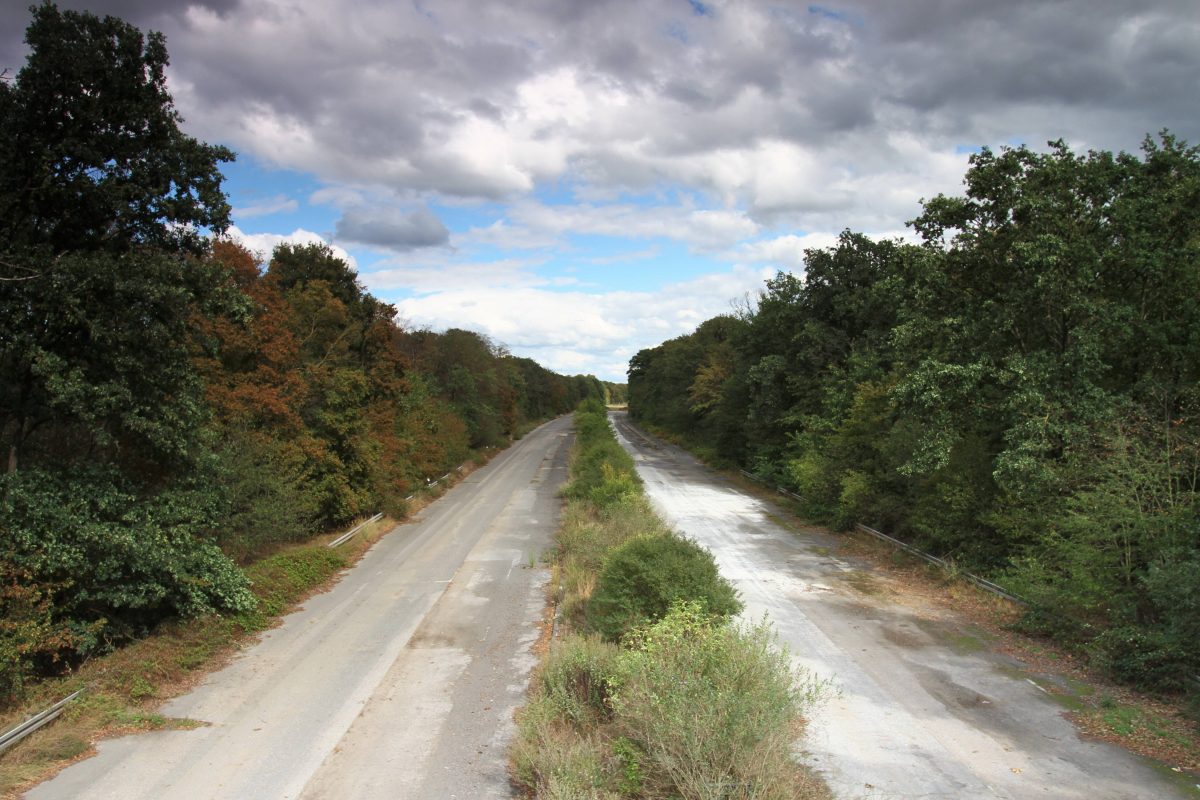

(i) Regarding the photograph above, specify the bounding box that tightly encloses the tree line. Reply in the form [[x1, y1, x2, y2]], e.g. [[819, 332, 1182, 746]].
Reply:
[[629, 135, 1200, 694], [0, 4, 606, 699]]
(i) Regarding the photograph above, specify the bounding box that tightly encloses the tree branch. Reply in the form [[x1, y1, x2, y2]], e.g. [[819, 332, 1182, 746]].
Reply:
[[0, 257, 43, 281]]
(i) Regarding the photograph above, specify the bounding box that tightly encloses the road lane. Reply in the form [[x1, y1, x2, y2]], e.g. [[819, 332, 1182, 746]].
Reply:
[[610, 411, 1189, 800], [28, 416, 572, 800]]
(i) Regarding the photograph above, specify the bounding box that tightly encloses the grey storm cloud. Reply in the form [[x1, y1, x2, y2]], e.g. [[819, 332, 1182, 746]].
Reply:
[[334, 207, 450, 252], [5, 0, 1199, 230], [1, 0, 240, 70]]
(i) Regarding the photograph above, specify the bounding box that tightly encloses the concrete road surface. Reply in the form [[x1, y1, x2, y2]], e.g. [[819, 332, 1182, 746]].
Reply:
[[28, 416, 573, 800], [610, 411, 1193, 800]]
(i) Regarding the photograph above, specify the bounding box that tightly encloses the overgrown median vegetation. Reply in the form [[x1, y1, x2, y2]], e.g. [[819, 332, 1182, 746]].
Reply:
[[511, 400, 829, 800]]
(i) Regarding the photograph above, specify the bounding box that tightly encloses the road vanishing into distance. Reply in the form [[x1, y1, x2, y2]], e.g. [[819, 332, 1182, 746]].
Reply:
[[27, 411, 1192, 800], [609, 411, 1191, 800], [28, 416, 573, 800]]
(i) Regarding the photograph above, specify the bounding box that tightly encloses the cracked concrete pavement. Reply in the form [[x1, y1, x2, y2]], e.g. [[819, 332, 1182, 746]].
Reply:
[[610, 410, 1190, 800]]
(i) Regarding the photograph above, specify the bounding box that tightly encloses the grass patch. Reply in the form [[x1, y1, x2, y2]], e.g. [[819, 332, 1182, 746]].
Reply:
[[946, 632, 986, 654], [1078, 694, 1194, 749], [237, 546, 349, 626], [838, 570, 883, 597]]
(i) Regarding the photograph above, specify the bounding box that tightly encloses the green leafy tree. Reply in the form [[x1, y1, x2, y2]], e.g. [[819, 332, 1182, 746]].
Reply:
[[0, 2, 232, 257], [628, 134, 1200, 692], [0, 5, 250, 692], [0, 3, 238, 474]]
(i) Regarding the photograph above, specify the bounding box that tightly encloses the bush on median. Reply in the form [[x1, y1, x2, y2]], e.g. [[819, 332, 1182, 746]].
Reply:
[[514, 603, 827, 800], [587, 534, 741, 642]]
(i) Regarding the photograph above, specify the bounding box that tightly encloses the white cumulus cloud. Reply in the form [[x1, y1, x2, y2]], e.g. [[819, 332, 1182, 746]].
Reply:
[[225, 225, 357, 271], [387, 265, 774, 381]]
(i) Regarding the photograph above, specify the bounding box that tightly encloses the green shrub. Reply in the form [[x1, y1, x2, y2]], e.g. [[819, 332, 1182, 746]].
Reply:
[[1, 466, 254, 643], [586, 463, 640, 509], [587, 534, 741, 641], [611, 735, 645, 795], [535, 634, 622, 727], [1092, 626, 1196, 693], [566, 440, 638, 501], [1133, 554, 1200, 691], [786, 449, 838, 515], [835, 469, 875, 530], [611, 601, 822, 800]]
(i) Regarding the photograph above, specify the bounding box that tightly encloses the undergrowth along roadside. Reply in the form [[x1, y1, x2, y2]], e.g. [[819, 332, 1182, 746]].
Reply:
[[0, 512, 393, 799], [511, 400, 830, 800], [641, 414, 1200, 783]]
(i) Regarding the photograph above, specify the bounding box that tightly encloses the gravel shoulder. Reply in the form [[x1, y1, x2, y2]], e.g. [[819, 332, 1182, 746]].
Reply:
[[610, 411, 1190, 800]]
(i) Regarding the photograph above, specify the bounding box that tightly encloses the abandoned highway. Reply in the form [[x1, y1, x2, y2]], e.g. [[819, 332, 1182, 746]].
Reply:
[[25, 412, 1190, 799], [610, 410, 1188, 800], [28, 417, 572, 800]]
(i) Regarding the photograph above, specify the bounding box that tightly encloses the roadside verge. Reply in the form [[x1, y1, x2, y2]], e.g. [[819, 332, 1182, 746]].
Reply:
[[0, 448, 504, 799]]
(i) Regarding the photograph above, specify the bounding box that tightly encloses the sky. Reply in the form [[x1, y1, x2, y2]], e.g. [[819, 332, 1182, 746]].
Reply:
[[3, 1, 1199, 381]]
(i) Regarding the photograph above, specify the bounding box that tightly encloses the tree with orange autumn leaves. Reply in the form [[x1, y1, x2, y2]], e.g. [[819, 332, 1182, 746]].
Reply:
[[0, 5, 610, 700], [194, 240, 604, 559]]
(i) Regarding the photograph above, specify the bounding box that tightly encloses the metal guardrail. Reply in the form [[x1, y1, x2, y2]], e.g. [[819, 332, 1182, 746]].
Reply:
[[0, 689, 83, 754], [739, 470, 803, 503], [331, 462, 475, 544], [736, 468, 1026, 606], [420, 462, 471, 490], [327, 513, 384, 548], [331, 462, 473, 545], [854, 524, 1027, 605], [853, 522, 941, 567]]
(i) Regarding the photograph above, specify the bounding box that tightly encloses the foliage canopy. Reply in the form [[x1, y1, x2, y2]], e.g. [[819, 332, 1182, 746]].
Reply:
[[0, 4, 609, 703], [629, 133, 1200, 693]]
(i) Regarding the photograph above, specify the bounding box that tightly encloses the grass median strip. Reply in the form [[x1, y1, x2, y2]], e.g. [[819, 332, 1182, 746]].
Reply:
[[511, 400, 830, 800]]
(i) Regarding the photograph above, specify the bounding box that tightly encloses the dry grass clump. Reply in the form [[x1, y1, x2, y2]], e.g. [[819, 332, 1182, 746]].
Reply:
[[513, 604, 830, 800]]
